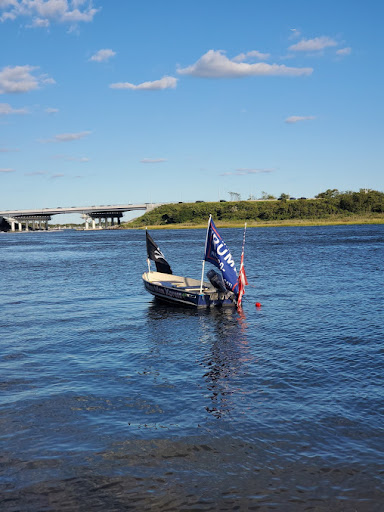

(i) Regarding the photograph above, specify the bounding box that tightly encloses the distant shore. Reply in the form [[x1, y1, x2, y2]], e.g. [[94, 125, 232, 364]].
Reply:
[[122, 215, 384, 230], [121, 192, 384, 230]]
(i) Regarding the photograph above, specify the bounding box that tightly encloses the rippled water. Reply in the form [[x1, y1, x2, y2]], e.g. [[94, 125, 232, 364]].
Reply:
[[0, 225, 383, 511]]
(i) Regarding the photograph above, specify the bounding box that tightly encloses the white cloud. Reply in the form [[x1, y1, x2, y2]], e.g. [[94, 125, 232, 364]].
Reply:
[[233, 50, 270, 62], [220, 168, 274, 176], [336, 47, 352, 56], [141, 158, 167, 164], [61, 7, 99, 23], [0, 102, 29, 115], [41, 75, 55, 85], [0, 1, 16, 10], [29, 17, 49, 27], [40, 130, 91, 143], [289, 28, 301, 39], [54, 131, 91, 142], [0, 0, 100, 26], [45, 107, 59, 114], [25, 170, 47, 175], [0, 168, 15, 172], [90, 49, 116, 62], [0, 147, 19, 152], [177, 50, 313, 78], [110, 76, 178, 90], [53, 154, 89, 161], [285, 115, 316, 124], [72, 0, 89, 7], [51, 173, 65, 178], [289, 36, 338, 52], [0, 65, 55, 93]]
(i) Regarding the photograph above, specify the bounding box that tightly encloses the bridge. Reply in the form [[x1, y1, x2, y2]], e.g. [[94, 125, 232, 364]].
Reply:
[[0, 203, 158, 232]]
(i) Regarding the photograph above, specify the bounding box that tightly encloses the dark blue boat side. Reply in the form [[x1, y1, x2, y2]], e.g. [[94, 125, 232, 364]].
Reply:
[[142, 271, 236, 308]]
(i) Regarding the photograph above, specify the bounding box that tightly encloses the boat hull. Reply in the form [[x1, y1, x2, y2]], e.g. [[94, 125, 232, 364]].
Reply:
[[142, 272, 236, 308]]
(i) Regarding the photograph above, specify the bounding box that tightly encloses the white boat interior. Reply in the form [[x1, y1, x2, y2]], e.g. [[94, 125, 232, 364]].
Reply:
[[142, 271, 213, 293]]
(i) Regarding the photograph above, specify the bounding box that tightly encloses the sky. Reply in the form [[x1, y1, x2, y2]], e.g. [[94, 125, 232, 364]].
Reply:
[[1, 0, 383, 223]]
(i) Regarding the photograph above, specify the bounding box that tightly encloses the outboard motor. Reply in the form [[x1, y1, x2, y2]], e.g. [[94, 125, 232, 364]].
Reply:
[[207, 269, 227, 293]]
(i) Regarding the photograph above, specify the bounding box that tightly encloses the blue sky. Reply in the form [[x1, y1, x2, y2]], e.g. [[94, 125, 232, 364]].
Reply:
[[1, 0, 383, 220]]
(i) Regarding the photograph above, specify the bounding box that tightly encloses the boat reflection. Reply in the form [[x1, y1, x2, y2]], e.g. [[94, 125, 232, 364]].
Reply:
[[197, 308, 252, 419], [146, 301, 255, 420]]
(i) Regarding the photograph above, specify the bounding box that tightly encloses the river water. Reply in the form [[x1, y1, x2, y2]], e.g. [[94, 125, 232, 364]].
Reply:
[[0, 225, 383, 511]]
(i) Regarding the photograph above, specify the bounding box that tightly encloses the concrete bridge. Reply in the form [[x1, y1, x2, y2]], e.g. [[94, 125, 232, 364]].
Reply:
[[0, 203, 158, 232]]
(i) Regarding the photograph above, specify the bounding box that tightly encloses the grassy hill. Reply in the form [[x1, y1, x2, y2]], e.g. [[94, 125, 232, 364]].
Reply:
[[125, 190, 384, 228]]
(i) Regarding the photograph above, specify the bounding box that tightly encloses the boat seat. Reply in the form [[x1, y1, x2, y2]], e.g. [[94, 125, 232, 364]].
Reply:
[[153, 281, 211, 292]]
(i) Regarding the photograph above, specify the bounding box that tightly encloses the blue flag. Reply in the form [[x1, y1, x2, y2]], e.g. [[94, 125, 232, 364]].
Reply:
[[204, 218, 239, 294]]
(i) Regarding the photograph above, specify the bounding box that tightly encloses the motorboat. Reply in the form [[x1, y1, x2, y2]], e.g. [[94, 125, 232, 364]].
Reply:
[[142, 216, 248, 309]]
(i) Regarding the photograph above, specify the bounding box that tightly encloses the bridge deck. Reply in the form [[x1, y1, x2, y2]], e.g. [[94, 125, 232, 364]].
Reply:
[[0, 203, 158, 217]]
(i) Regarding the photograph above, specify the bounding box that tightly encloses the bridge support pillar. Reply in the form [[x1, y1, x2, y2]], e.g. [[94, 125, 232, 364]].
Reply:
[[4, 214, 51, 232], [92, 219, 96, 229]]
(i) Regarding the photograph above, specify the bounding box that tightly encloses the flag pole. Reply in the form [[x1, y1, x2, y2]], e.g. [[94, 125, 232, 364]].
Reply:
[[242, 222, 247, 254], [200, 215, 212, 294], [146, 227, 151, 273]]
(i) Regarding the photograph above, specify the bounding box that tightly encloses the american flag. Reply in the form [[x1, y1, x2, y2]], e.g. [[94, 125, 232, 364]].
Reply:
[[237, 224, 248, 310]]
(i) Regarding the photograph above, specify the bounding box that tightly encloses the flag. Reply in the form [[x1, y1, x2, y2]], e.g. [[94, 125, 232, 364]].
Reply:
[[237, 250, 248, 309], [237, 223, 248, 309], [146, 230, 172, 274], [204, 218, 238, 294]]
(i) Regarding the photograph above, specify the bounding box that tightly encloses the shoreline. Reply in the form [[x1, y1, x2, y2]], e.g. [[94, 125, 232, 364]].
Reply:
[[122, 216, 384, 230]]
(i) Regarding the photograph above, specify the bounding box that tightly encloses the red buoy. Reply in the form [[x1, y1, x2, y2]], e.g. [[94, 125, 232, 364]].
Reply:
[[255, 302, 262, 308]]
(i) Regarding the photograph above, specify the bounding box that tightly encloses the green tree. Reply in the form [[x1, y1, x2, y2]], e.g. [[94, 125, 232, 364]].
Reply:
[[229, 191, 241, 201], [316, 189, 340, 198], [260, 191, 276, 199]]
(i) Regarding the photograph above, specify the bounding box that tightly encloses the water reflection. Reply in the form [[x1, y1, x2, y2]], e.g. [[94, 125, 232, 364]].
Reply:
[[197, 308, 252, 419], [146, 300, 254, 421]]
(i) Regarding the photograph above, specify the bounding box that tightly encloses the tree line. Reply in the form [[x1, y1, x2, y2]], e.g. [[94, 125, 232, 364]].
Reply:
[[128, 189, 384, 226]]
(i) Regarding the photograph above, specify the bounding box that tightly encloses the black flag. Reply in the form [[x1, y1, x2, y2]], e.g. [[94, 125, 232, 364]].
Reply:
[[146, 231, 172, 274]]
